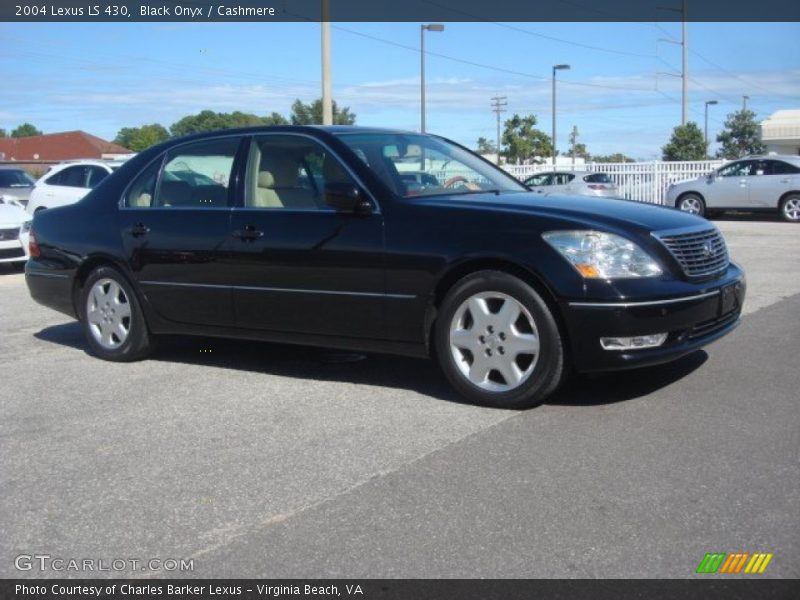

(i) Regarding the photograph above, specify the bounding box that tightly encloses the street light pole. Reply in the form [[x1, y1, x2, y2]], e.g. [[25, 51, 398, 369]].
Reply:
[[420, 23, 444, 133], [743, 95, 750, 111], [704, 100, 718, 156], [552, 64, 570, 166]]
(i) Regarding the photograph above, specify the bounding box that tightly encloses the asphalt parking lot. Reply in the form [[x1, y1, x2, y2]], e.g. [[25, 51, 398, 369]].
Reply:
[[1, 218, 798, 579]]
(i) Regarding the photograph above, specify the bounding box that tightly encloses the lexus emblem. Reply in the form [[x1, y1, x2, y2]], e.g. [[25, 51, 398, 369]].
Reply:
[[702, 241, 714, 258]]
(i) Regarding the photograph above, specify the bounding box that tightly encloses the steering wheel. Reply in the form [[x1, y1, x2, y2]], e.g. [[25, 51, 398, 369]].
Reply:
[[444, 175, 481, 191], [444, 175, 469, 188]]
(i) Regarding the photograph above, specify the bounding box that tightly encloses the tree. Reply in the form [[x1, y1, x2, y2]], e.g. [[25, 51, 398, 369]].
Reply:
[[476, 137, 496, 154], [11, 123, 42, 138], [169, 110, 287, 138], [0, 128, 6, 138], [592, 153, 635, 163], [500, 114, 553, 164], [662, 122, 707, 161], [113, 123, 170, 152], [290, 99, 356, 125], [716, 109, 765, 159]]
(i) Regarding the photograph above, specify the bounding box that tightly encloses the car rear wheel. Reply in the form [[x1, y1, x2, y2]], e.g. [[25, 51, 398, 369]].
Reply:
[[434, 270, 565, 409], [677, 193, 705, 217], [80, 266, 152, 361], [779, 194, 800, 223]]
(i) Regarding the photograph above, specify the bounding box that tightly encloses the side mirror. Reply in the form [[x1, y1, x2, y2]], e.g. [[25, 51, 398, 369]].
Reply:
[[324, 183, 371, 215], [706, 173, 716, 182]]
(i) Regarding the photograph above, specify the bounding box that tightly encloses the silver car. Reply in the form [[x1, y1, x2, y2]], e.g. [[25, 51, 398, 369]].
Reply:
[[0, 167, 36, 208], [523, 170, 619, 198], [666, 155, 800, 222]]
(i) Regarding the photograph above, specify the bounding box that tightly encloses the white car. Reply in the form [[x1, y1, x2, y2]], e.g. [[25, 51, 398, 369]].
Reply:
[[26, 160, 126, 214], [523, 170, 620, 198], [666, 155, 800, 221], [0, 199, 31, 269]]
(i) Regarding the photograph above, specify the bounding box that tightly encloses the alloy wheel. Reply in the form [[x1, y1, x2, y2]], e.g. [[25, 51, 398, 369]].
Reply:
[[680, 196, 703, 215], [783, 197, 800, 222], [86, 278, 132, 350], [449, 292, 540, 392]]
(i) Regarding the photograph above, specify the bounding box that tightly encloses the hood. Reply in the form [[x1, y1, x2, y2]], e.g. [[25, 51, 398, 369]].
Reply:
[[416, 192, 708, 234], [0, 202, 29, 226]]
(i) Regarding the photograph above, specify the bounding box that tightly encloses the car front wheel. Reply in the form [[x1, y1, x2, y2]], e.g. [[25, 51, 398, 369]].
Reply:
[[434, 270, 565, 409], [80, 266, 152, 361], [780, 194, 800, 223], [677, 193, 706, 217]]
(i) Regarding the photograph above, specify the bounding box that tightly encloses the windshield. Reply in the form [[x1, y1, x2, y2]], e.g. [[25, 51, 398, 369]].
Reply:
[[0, 170, 35, 187], [335, 132, 527, 198]]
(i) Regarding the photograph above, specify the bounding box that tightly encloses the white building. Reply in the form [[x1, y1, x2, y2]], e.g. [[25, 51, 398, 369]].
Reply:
[[761, 109, 800, 155]]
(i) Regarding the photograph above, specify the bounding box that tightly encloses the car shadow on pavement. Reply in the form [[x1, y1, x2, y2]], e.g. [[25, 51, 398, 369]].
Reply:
[[546, 350, 708, 406], [35, 322, 708, 408]]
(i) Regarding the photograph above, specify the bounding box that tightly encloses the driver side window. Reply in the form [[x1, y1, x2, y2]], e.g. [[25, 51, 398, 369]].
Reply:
[[718, 161, 754, 178]]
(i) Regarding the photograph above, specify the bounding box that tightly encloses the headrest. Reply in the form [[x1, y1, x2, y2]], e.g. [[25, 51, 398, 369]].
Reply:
[[257, 171, 275, 189]]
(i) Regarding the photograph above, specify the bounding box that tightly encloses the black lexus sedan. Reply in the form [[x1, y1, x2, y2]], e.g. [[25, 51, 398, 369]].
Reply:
[[25, 126, 745, 409]]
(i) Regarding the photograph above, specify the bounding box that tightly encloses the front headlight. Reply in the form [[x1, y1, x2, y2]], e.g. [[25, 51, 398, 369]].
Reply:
[[20, 220, 32, 234], [542, 230, 662, 279]]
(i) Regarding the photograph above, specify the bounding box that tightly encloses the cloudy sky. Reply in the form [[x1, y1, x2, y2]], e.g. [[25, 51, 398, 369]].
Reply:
[[1, 21, 798, 158]]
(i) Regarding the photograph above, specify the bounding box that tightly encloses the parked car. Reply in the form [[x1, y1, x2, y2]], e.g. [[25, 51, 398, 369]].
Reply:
[[0, 200, 31, 269], [0, 167, 36, 207], [26, 126, 745, 409], [523, 170, 619, 198], [666, 155, 800, 222], [26, 159, 127, 214]]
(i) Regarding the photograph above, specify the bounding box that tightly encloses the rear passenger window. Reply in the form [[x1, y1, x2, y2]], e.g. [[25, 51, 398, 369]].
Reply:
[[47, 166, 88, 188], [156, 138, 240, 209]]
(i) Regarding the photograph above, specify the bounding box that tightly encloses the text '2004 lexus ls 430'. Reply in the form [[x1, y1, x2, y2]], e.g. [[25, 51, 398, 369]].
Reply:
[[25, 126, 746, 409]]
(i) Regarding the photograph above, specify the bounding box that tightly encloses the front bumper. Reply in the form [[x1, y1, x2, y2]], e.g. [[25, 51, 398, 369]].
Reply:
[[563, 264, 746, 373], [0, 231, 29, 263]]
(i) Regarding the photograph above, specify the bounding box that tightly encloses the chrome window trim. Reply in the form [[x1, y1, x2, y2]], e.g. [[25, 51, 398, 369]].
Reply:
[[139, 280, 414, 299]]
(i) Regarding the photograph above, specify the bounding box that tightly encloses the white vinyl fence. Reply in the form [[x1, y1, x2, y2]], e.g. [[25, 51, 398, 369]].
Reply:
[[503, 160, 726, 205]]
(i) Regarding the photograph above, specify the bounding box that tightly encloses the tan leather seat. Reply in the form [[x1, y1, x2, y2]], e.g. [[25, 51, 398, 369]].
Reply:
[[251, 153, 317, 209]]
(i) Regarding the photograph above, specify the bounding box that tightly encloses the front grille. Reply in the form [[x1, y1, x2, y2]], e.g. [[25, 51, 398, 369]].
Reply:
[[0, 247, 24, 260], [653, 226, 729, 279], [0, 228, 19, 241]]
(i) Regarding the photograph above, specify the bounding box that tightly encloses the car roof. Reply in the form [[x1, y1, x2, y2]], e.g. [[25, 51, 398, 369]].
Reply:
[[740, 155, 800, 162]]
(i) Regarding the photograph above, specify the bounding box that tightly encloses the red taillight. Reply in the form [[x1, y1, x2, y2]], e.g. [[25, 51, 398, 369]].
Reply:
[[29, 229, 41, 257]]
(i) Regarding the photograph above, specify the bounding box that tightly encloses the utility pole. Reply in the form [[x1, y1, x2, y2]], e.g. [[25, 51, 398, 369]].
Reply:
[[569, 125, 579, 166], [321, 0, 332, 125], [491, 96, 507, 165], [681, 0, 688, 126], [657, 1, 688, 125], [743, 95, 750, 111], [552, 64, 570, 166]]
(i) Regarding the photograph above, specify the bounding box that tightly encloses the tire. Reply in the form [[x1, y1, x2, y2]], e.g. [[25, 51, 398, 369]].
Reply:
[[80, 266, 153, 362], [676, 193, 706, 217], [779, 194, 800, 223], [434, 270, 565, 409]]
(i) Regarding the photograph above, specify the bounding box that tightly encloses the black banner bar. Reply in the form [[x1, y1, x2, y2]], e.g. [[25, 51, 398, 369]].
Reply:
[[2, 579, 799, 600], [2, 0, 800, 23]]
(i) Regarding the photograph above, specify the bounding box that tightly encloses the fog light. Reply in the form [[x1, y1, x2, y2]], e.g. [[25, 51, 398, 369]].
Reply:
[[600, 333, 668, 351]]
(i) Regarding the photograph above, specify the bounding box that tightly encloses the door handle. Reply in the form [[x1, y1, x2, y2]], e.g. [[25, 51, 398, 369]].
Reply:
[[129, 223, 150, 237], [233, 225, 264, 241]]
